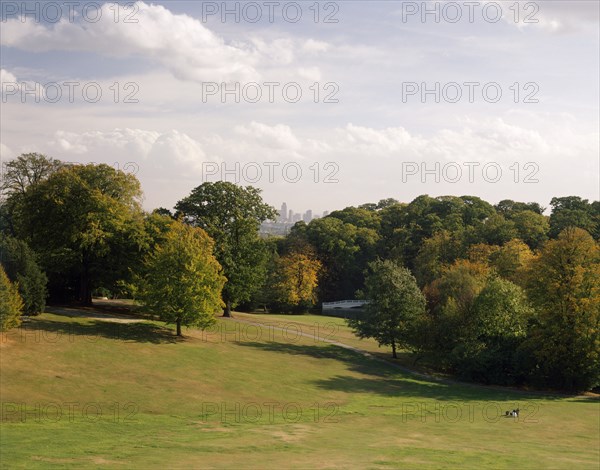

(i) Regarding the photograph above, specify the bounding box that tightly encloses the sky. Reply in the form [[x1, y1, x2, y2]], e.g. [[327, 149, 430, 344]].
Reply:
[[1, 0, 599, 215]]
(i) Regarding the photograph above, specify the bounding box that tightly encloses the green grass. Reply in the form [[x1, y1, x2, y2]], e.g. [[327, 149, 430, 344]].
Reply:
[[1, 311, 598, 469], [232, 312, 453, 376]]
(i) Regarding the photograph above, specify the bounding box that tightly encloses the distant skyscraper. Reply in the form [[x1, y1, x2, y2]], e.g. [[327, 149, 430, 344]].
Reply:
[[303, 210, 313, 223], [323, 210, 329, 218], [293, 213, 301, 222], [280, 202, 288, 222], [288, 209, 293, 222]]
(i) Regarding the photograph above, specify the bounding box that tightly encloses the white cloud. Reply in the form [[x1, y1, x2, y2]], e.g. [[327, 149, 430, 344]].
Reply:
[[301, 39, 331, 54], [496, 0, 599, 34], [0, 68, 46, 100], [3, 109, 597, 212], [0, 142, 15, 161], [416, 1, 598, 34], [0, 69, 17, 84], [297, 67, 322, 82], [234, 122, 301, 150], [331, 116, 598, 167], [250, 38, 295, 65], [0, 2, 303, 83], [48, 128, 215, 171], [41, 128, 221, 209], [342, 124, 419, 154]]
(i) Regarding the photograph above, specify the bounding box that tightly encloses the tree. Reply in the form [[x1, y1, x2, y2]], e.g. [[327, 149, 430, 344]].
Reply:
[[0, 235, 47, 315], [511, 210, 549, 249], [376, 198, 399, 209], [175, 182, 277, 317], [421, 260, 490, 357], [328, 206, 381, 230], [549, 196, 597, 239], [1, 153, 63, 197], [273, 250, 322, 312], [489, 239, 534, 284], [303, 216, 379, 302], [13, 164, 144, 305], [414, 230, 464, 287], [472, 278, 531, 343], [476, 213, 518, 246], [1, 153, 64, 236], [348, 259, 426, 358], [376, 201, 408, 263], [467, 243, 499, 265], [138, 220, 225, 336], [455, 277, 533, 384], [376, 195, 495, 270], [0, 265, 23, 331], [495, 200, 544, 217], [426, 259, 490, 318], [249, 238, 280, 313], [524, 227, 600, 391]]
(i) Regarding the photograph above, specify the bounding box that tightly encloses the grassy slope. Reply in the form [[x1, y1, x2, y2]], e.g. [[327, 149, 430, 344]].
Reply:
[[0, 311, 598, 469]]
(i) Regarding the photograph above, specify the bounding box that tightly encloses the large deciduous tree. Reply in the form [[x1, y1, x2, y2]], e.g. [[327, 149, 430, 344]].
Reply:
[[489, 239, 534, 285], [348, 259, 426, 358], [272, 249, 322, 312], [301, 216, 379, 302], [414, 230, 464, 287], [421, 260, 490, 357], [549, 196, 598, 239], [511, 210, 549, 249], [138, 220, 225, 336], [13, 164, 144, 305], [1, 153, 63, 236], [175, 182, 277, 317], [524, 227, 600, 391], [455, 277, 533, 384], [1, 153, 63, 197]]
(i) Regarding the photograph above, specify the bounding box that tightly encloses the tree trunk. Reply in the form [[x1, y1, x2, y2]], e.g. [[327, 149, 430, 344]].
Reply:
[[79, 259, 92, 306], [176, 318, 182, 336], [391, 341, 397, 359], [223, 300, 232, 318]]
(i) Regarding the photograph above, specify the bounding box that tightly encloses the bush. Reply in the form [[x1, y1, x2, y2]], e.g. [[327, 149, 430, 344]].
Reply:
[[0, 265, 23, 330], [93, 287, 112, 298], [0, 235, 47, 315]]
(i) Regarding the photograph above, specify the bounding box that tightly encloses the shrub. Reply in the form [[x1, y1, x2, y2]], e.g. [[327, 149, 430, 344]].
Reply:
[[0, 235, 47, 315], [0, 265, 23, 330]]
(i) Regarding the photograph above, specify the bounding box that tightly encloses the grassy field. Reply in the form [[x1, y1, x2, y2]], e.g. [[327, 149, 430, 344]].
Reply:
[[1, 309, 598, 469], [231, 312, 438, 372]]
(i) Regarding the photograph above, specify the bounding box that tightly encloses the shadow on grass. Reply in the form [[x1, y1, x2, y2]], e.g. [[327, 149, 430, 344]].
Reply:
[[19, 318, 180, 344], [235, 341, 570, 401]]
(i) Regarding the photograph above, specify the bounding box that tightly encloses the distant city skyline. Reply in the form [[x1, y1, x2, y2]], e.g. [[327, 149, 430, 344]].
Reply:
[[260, 201, 331, 235], [277, 202, 327, 224]]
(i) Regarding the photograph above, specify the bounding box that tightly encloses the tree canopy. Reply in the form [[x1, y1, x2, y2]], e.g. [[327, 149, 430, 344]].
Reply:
[[175, 181, 277, 316], [138, 219, 226, 336], [11, 163, 145, 304], [2, 153, 598, 391], [524, 227, 600, 391], [348, 259, 426, 358]]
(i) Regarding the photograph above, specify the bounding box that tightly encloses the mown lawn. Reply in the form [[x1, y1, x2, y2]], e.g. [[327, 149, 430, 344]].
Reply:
[[0, 311, 598, 469]]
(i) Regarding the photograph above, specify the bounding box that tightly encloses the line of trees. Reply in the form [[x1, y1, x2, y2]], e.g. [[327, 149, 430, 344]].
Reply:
[[1, 153, 598, 391]]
